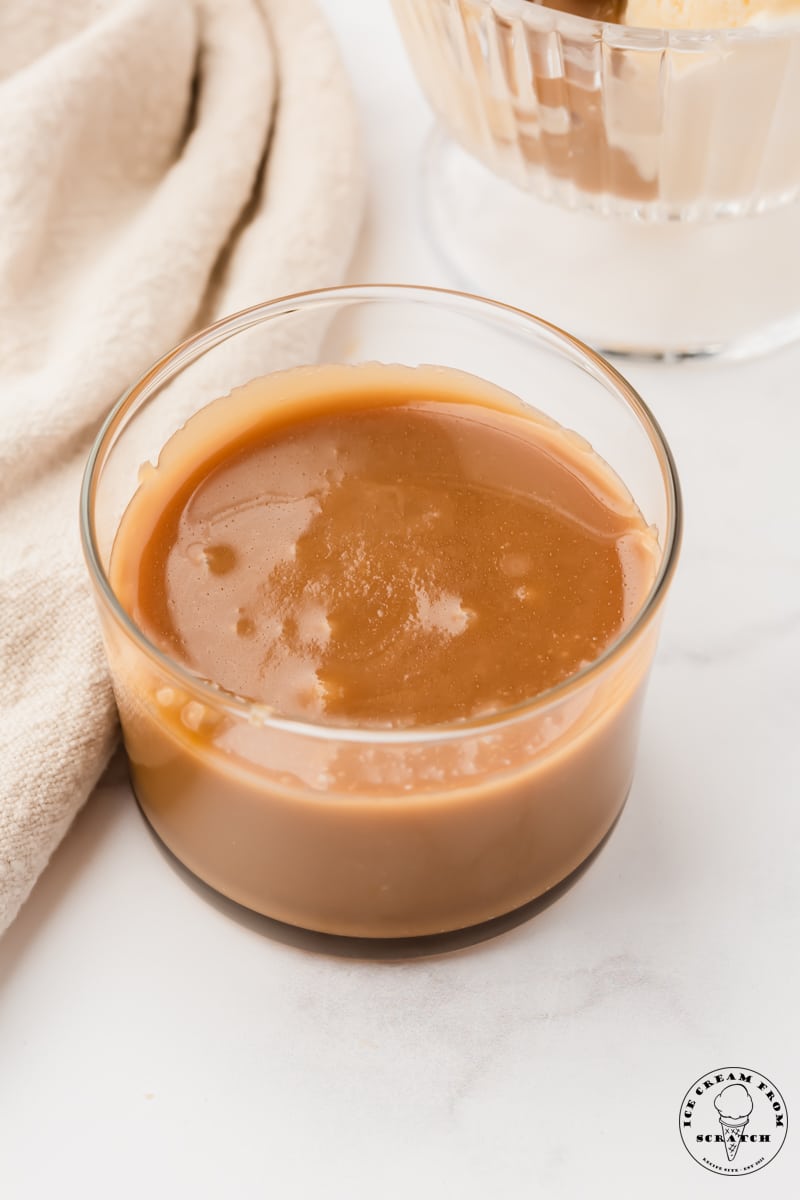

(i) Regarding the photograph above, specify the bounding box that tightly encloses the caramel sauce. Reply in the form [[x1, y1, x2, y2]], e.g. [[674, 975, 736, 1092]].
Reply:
[[113, 364, 656, 728]]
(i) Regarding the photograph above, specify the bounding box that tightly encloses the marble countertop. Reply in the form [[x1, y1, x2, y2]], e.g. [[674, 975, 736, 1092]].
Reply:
[[2, 3, 798, 1196]]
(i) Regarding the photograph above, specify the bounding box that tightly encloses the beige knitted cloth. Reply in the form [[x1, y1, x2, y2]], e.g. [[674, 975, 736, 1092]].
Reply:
[[0, 0, 364, 934]]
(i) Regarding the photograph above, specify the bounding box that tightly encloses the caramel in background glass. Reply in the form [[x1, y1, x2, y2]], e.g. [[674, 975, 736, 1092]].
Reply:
[[392, 0, 800, 220]]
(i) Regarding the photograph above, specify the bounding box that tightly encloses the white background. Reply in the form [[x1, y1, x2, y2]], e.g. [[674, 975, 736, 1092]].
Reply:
[[1, 2, 798, 1196]]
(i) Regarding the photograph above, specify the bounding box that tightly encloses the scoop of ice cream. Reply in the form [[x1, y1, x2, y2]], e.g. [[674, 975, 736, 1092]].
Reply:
[[715, 1084, 754, 1121], [625, 0, 800, 27]]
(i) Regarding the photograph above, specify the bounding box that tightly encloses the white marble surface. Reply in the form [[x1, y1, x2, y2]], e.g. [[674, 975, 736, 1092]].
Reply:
[[2, 3, 799, 1196]]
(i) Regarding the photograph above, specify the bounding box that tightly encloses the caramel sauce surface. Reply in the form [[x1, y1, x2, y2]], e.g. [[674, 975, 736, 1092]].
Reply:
[[112, 364, 656, 728]]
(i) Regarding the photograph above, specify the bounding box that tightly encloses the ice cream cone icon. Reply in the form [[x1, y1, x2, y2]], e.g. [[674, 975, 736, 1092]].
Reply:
[[715, 1084, 754, 1163], [718, 1115, 750, 1161]]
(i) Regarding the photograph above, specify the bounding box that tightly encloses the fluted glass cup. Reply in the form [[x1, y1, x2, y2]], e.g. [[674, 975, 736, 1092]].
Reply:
[[392, 2, 800, 357], [81, 286, 681, 939], [394, 0, 800, 218]]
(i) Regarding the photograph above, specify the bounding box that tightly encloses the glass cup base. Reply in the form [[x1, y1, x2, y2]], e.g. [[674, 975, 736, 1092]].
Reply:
[[421, 126, 800, 362], [137, 782, 630, 955]]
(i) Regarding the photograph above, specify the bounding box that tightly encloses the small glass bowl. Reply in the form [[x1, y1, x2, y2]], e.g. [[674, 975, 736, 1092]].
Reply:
[[392, 1, 800, 357], [81, 285, 681, 939]]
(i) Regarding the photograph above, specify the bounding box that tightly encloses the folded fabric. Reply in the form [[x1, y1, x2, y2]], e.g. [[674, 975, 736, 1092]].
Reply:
[[0, 0, 364, 935]]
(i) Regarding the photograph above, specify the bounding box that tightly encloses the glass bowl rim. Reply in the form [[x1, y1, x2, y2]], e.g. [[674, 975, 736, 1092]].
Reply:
[[449, 0, 800, 45], [80, 282, 682, 746]]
